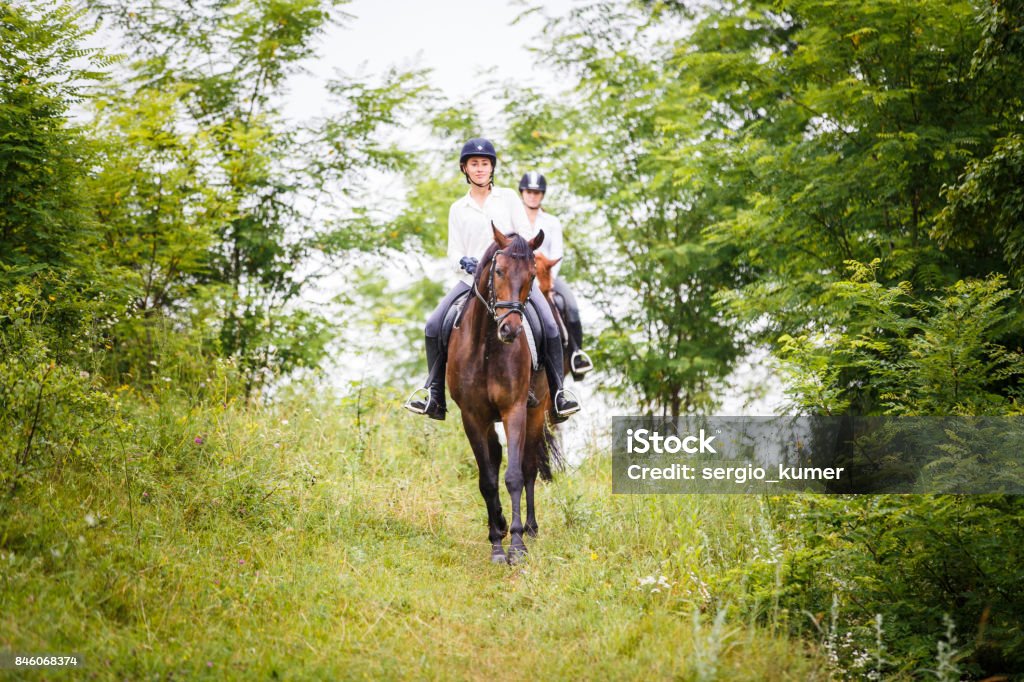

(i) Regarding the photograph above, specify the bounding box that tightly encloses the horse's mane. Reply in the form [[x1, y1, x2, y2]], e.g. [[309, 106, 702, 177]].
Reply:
[[474, 233, 533, 287]]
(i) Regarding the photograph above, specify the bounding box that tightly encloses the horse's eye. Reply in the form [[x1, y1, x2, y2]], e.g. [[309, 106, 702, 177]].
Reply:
[[495, 268, 504, 277]]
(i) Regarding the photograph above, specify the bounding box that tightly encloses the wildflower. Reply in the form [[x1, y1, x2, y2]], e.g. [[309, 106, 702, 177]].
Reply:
[[637, 575, 672, 593], [281, 419, 289, 426], [84, 513, 98, 528], [689, 572, 712, 603], [79, 371, 90, 379], [194, 436, 204, 445]]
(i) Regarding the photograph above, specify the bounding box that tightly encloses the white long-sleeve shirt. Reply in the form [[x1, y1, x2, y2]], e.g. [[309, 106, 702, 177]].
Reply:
[[532, 209, 564, 280], [447, 187, 534, 284]]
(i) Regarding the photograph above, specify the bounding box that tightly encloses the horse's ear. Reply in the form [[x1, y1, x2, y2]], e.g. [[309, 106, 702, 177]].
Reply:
[[491, 222, 511, 247], [535, 252, 561, 268], [528, 229, 545, 251]]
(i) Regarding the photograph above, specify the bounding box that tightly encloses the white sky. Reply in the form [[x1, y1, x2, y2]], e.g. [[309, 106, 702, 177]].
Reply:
[[284, 0, 576, 122]]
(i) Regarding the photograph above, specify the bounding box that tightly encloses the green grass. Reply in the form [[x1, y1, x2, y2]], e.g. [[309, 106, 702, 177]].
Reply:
[[1, 384, 829, 680]]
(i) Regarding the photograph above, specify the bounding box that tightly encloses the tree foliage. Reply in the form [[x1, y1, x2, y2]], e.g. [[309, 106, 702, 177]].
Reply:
[[1, 1, 113, 287], [531, 0, 1024, 416], [510, 5, 748, 416], [1, 0, 426, 491], [84, 0, 426, 393]]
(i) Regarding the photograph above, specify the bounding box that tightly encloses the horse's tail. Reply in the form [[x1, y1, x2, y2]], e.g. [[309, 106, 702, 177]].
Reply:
[[538, 421, 564, 481]]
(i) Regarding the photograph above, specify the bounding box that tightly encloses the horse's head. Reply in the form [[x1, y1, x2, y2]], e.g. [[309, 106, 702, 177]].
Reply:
[[481, 223, 545, 344], [533, 251, 562, 296]]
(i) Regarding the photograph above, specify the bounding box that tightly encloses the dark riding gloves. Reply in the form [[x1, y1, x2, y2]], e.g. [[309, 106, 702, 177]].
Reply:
[[459, 256, 478, 274]]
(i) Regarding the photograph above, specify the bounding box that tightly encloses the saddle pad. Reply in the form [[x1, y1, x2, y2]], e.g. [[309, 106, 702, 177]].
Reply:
[[522, 314, 540, 371], [523, 300, 544, 371]]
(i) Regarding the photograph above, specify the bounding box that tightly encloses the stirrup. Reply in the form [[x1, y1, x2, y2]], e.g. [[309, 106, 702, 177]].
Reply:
[[570, 349, 594, 375], [553, 387, 582, 417], [403, 387, 434, 415]]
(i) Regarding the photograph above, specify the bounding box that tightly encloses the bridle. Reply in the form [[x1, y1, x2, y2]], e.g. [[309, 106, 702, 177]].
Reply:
[[472, 248, 531, 326]]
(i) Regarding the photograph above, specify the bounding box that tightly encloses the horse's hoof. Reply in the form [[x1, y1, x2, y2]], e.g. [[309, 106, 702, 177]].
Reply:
[[490, 551, 507, 564], [525, 525, 538, 538], [507, 544, 528, 565]]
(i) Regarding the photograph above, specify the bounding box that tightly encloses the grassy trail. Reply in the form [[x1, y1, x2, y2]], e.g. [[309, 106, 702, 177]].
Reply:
[[1, 387, 826, 680]]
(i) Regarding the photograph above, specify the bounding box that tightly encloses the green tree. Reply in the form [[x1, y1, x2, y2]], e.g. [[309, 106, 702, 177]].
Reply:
[[0, 1, 119, 493], [0, 1, 113, 290], [523, 5, 747, 416], [647, 0, 1024, 412], [87, 0, 426, 393]]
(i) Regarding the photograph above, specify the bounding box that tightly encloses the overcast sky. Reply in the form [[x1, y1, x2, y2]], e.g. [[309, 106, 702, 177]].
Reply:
[[284, 0, 576, 123]]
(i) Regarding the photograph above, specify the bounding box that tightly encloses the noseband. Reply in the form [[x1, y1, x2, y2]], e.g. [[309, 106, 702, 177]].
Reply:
[[472, 248, 530, 325]]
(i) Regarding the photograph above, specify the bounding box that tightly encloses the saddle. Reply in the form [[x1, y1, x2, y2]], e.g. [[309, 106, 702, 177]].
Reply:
[[440, 291, 542, 371]]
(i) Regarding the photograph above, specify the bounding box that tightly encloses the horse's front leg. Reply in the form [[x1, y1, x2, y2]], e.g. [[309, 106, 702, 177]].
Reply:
[[463, 412, 507, 563], [502, 406, 529, 562], [487, 426, 507, 536]]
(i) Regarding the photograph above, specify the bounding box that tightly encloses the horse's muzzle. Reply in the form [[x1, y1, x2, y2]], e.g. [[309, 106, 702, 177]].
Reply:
[[498, 321, 523, 344]]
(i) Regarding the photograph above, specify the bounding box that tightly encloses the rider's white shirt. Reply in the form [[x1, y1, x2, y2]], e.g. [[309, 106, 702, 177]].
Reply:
[[532, 209, 564, 280], [448, 186, 534, 284]]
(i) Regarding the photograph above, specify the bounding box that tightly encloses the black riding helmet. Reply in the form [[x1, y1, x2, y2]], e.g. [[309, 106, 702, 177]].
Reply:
[[459, 138, 497, 166], [459, 138, 497, 186], [519, 171, 547, 193]]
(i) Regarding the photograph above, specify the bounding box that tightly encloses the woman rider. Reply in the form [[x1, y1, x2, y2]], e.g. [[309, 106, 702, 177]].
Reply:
[[404, 137, 581, 423], [518, 170, 594, 379]]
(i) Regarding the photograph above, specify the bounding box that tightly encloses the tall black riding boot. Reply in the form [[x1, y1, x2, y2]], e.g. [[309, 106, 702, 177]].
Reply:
[[404, 335, 447, 420], [567, 317, 584, 352], [566, 317, 594, 378], [543, 336, 579, 423]]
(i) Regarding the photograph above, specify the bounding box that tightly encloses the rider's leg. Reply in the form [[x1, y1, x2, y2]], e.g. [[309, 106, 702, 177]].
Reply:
[[405, 282, 470, 419], [530, 286, 580, 422], [552, 278, 593, 376]]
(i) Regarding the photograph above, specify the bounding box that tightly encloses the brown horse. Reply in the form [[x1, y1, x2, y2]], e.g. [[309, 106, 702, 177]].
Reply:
[[447, 225, 562, 563]]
